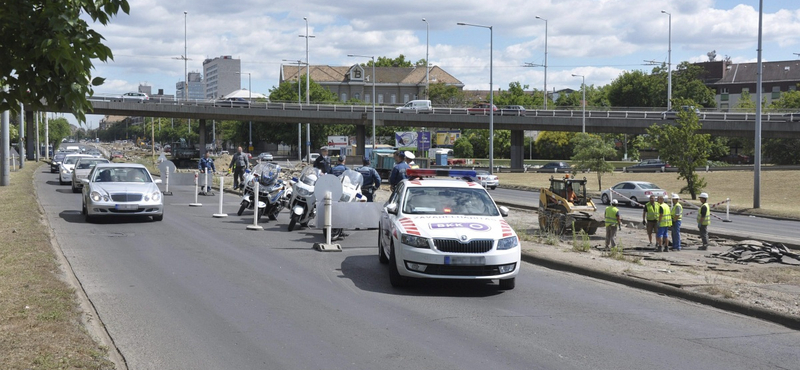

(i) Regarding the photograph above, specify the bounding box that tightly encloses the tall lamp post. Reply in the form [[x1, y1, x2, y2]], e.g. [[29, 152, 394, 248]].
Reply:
[[284, 59, 306, 161], [237, 72, 252, 151], [172, 11, 190, 100], [661, 10, 672, 110], [300, 17, 315, 161], [457, 22, 494, 174], [422, 18, 429, 99], [572, 74, 586, 133], [535, 16, 548, 110], [348, 54, 376, 151]]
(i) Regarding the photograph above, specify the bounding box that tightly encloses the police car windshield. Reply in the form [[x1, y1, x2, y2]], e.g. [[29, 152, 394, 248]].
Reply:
[[403, 187, 499, 216]]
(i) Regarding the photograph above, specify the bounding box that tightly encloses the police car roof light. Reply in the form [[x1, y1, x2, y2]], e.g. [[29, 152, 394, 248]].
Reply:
[[406, 169, 478, 181]]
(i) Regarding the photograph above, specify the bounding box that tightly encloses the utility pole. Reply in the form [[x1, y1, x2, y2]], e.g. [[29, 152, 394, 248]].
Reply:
[[18, 103, 24, 168], [1, 91, 9, 186], [301, 17, 315, 162]]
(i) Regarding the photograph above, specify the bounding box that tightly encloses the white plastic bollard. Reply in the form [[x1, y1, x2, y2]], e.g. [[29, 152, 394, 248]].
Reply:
[[724, 197, 732, 222], [325, 191, 332, 245], [163, 169, 172, 195], [213, 176, 227, 218], [246, 181, 263, 230], [203, 170, 209, 195], [189, 172, 202, 207]]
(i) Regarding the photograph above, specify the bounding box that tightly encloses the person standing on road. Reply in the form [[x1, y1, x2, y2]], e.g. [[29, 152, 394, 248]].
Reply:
[[229, 146, 249, 190], [356, 157, 381, 202], [331, 155, 347, 176], [605, 199, 621, 249], [643, 195, 658, 248], [698, 192, 711, 250], [671, 193, 683, 251], [198, 152, 216, 193], [656, 195, 672, 252], [389, 150, 409, 192], [314, 148, 331, 174]]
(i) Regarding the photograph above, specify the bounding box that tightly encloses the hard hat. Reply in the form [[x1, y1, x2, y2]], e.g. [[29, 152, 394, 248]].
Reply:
[[699, 192, 709, 199], [404, 151, 415, 160], [611, 199, 618, 205], [672, 193, 680, 200]]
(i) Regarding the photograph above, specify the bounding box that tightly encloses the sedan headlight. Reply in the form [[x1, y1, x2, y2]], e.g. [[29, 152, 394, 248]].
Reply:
[[61, 167, 70, 174], [90, 191, 103, 202], [151, 191, 161, 202], [401, 234, 430, 248], [497, 236, 519, 250]]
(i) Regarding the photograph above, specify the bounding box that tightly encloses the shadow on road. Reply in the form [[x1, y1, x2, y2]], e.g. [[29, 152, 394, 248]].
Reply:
[[55, 188, 76, 194], [45, 180, 62, 186], [58, 210, 155, 225]]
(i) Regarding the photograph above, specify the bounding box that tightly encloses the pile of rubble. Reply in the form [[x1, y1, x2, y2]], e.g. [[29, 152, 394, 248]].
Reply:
[[711, 240, 800, 265]]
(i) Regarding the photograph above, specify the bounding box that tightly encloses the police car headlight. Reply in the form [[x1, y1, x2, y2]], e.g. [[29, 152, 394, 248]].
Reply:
[[497, 236, 519, 250], [401, 234, 430, 248]]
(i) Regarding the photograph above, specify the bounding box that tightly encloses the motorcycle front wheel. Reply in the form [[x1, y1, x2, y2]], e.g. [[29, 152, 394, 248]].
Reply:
[[237, 201, 248, 216], [288, 213, 298, 231]]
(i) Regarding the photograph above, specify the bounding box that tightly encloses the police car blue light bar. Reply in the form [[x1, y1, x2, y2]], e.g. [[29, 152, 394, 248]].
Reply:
[[406, 169, 477, 180]]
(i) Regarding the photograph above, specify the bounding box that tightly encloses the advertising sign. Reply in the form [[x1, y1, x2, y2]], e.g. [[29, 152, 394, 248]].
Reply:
[[417, 132, 431, 151], [326, 136, 349, 149], [435, 131, 461, 146], [395, 132, 418, 150]]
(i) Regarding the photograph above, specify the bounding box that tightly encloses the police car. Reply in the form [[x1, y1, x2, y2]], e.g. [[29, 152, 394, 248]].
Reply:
[[378, 169, 520, 290]]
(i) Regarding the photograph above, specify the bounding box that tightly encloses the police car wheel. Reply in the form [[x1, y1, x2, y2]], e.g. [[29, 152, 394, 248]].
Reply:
[[378, 227, 389, 264], [388, 241, 408, 287], [499, 278, 515, 290]]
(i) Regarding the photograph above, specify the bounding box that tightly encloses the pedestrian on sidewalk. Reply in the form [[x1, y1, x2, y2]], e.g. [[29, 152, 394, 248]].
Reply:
[[656, 195, 672, 252], [671, 193, 683, 251], [643, 195, 658, 248], [697, 192, 711, 250], [198, 152, 216, 193], [605, 199, 621, 249]]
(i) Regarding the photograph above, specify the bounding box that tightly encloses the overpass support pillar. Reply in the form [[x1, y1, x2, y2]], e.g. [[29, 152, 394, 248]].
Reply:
[[25, 110, 35, 160], [355, 125, 366, 156], [510, 130, 525, 170], [198, 119, 207, 158]]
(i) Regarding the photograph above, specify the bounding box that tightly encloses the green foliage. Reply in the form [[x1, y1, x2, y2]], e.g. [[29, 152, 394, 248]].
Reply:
[[428, 82, 465, 107], [770, 89, 800, 110], [570, 133, 617, 190], [10, 123, 19, 142], [555, 90, 582, 107], [366, 55, 414, 68], [268, 75, 337, 104], [535, 131, 577, 159], [734, 90, 757, 111], [42, 117, 72, 149], [0, 0, 131, 122], [672, 62, 717, 108], [466, 130, 489, 159], [606, 62, 716, 108], [452, 137, 473, 158], [646, 98, 711, 199], [493, 82, 541, 108], [607, 69, 658, 107]]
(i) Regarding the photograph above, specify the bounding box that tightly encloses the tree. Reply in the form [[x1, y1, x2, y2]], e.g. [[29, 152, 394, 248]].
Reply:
[[535, 131, 577, 159], [606, 69, 659, 107], [672, 62, 716, 108], [428, 82, 465, 107], [268, 75, 337, 104], [0, 0, 131, 122], [42, 117, 72, 150], [570, 133, 617, 190], [493, 82, 540, 108], [452, 137, 473, 158], [646, 98, 711, 199], [366, 55, 413, 68]]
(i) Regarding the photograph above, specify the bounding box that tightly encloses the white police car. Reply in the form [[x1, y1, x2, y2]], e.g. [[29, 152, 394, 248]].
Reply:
[[378, 169, 520, 289]]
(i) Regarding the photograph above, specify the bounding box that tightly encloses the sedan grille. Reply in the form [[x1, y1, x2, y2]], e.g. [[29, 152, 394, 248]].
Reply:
[[433, 239, 494, 253], [110, 193, 142, 202]]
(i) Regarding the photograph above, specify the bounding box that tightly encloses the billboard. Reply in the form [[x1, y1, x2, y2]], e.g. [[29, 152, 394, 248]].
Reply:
[[326, 136, 349, 149], [417, 132, 431, 152], [395, 132, 418, 150], [435, 131, 461, 147]]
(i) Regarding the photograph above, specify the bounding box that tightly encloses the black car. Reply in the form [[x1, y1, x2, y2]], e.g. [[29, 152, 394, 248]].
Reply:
[[624, 159, 670, 173], [537, 161, 571, 173]]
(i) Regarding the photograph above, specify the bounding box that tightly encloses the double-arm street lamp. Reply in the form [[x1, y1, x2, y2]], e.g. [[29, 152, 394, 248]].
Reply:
[[237, 72, 252, 150], [348, 54, 376, 151], [572, 74, 586, 133], [457, 22, 494, 173], [662, 10, 672, 110]]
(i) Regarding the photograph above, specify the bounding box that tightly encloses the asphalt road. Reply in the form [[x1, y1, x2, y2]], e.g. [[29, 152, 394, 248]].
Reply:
[[35, 166, 800, 370], [488, 187, 800, 245]]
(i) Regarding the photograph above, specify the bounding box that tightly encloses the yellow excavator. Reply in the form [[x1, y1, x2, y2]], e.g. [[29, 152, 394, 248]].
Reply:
[[538, 175, 604, 235]]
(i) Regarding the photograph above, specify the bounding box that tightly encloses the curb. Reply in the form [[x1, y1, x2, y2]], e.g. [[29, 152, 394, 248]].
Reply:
[[520, 252, 800, 331]]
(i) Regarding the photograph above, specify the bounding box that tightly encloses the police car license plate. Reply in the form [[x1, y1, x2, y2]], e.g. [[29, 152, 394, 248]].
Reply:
[[445, 256, 485, 265], [115, 204, 138, 210]]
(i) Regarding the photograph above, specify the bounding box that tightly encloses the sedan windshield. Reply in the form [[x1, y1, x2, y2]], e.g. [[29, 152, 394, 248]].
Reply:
[[76, 159, 109, 170], [638, 183, 661, 190], [64, 156, 85, 165], [403, 187, 499, 216], [92, 168, 152, 183]]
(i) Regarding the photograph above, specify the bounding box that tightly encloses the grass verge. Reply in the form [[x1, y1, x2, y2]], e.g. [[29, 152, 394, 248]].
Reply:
[[0, 163, 114, 369]]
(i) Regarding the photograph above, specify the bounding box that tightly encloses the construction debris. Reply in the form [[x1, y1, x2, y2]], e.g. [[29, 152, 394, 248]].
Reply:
[[710, 241, 800, 265]]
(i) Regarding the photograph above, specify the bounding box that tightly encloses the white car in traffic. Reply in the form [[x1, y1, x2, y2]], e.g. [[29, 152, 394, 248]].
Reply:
[[81, 163, 163, 222], [59, 154, 93, 185], [71, 157, 110, 193]]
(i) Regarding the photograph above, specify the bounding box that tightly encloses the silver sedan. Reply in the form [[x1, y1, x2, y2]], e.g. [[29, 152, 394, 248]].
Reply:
[[600, 181, 668, 206], [81, 163, 163, 222]]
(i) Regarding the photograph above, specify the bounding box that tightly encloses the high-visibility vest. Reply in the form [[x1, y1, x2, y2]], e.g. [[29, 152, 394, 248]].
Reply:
[[645, 202, 659, 221], [698, 203, 711, 225], [672, 203, 683, 221], [659, 203, 672, 227], [605, 206, 619, 227]]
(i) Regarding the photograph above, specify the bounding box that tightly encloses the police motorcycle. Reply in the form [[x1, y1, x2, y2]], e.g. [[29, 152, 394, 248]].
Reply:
[[324, 168, 365, 240], [237, 163, 287, 221], [287, 166, 322, 231]]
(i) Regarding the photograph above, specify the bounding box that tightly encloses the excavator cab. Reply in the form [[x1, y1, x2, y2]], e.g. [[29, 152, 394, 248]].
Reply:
[[539, 175, 604, 235]]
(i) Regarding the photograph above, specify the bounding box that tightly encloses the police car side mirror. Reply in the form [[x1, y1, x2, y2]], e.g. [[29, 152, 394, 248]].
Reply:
[[386, 203, 398, 215], [499, 206, 509, 217]]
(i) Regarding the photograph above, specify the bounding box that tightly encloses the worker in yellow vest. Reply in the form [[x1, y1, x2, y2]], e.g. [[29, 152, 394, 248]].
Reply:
[[605, 199, 621, 249], [697, 192, 711, 250], [670, 193, 683, 251], [656, 195, 672, 252], [642, 195, 658, 248]]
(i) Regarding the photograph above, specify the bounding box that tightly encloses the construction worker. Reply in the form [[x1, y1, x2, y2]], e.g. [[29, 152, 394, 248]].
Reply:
[[656, 195, 672, 252], [671, 193, 683, 251], [605, 199, 621, 249], [355, 157, 381, 202], [642, 195, 658, 249], [698, 192, 711, 250], [405, 151, 419, 169]]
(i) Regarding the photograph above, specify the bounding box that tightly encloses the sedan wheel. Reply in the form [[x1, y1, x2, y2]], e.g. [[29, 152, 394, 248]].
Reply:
[[601, 194, 610, 205], [629, 196, 638, 206]]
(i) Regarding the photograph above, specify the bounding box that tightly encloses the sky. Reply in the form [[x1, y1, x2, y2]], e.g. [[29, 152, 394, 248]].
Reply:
[[73, 0, 800, 128]]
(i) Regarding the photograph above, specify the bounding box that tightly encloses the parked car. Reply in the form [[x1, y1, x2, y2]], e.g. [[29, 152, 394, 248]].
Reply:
[[217, 97, 250, 107], [81, 163, 163, 222], [623, 159, 670, 173], [537, 162, 571, 173], [720, 153, 752, 165], [111, 151, 124, 159], [600, 181, 669, 206], [121, 92, 149, 103], [308, 153, 320, 163], [257, 152, 274, 161], [783, 112, 800, 122], [661, 105, 700, 120], [467, 103, 499, 115], [500, 105, 526, 115], [71, 157, 111, 192], [475, 170, 499, 190], [396, 99, 433, 113]]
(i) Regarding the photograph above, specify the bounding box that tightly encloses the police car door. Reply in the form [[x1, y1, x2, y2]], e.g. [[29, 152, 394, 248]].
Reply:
[[380, 183, 405, 251]]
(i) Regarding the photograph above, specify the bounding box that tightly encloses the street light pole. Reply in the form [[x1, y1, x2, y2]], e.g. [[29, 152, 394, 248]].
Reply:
[[572, 74, 586, 133], [237, 72, 252, 151], [457, 22, 494, 174], [535, 16, 548, 110], [184, 11, 188, 100], [284, 59, 306, 161], [422, 18, 429, 99], [348, 55, 376, 151], [300, 17, 315, 161], [662, 10, 672, 110]]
